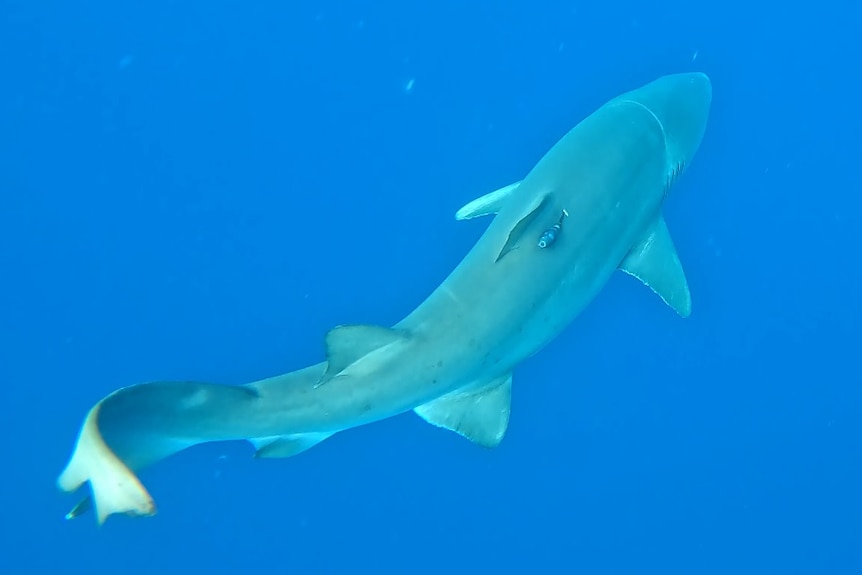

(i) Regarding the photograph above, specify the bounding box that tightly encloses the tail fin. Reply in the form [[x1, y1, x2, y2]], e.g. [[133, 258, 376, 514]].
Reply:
[[57, 381, 259, 524], [57, 398, 157, 524]]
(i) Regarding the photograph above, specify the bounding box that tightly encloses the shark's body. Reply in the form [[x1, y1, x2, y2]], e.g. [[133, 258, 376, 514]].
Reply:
[[58, 72, 712, 524]]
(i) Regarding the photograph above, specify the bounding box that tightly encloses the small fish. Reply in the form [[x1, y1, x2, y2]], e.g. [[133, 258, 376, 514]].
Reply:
[[538, 209, 569, 249]]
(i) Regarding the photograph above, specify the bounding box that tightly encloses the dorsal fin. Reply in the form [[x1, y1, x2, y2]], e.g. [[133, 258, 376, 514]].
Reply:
[[495, 193, 551, 262], [414, 373, 512, 448], [318, 324, 407, 385], [455, 181, 522, 220], [619, 215, 691, 317]]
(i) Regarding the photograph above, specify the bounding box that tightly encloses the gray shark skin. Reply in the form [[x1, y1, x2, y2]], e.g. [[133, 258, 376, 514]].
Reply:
[[58, 72, 712, 525]]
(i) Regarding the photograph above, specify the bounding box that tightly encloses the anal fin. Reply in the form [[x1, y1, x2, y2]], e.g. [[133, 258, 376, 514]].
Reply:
[[414, 373, 512, 448], [251, 432, 334, 459], [619, 214, 692, 317], [318, 324, 408, 386]]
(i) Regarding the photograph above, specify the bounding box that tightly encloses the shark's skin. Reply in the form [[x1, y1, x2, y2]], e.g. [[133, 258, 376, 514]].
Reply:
[[58, 72, 712, 524]]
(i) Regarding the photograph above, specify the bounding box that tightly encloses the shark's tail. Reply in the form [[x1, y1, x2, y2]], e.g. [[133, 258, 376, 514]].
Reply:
[[57, 380, 267, 525]]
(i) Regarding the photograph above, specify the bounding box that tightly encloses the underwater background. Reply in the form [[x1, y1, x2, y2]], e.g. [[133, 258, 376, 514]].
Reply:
[[1, 0, 860, 573]]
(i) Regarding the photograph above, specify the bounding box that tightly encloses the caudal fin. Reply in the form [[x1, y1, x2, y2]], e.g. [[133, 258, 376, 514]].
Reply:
[[57, 399, 156, 524], [57, 381, 261, 524]]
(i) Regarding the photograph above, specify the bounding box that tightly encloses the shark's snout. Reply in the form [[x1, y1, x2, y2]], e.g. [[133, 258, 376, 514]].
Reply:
[[630, 72, 712, 168], [662, 72, 712, 138]]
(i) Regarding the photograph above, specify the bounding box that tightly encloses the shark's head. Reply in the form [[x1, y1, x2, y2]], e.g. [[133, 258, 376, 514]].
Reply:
[[615, 72, 712, 188]]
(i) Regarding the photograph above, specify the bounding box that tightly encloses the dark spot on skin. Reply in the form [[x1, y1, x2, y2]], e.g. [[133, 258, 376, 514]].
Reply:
[[432, 379, 438, 385], [436, 360, 443, 368], [361, 402, 372, 414]]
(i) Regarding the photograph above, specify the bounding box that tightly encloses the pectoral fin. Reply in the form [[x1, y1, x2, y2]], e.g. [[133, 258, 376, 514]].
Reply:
[[619, 215, 691, 317], [455, 181, 522, 220], [414, 373, 512, 448]]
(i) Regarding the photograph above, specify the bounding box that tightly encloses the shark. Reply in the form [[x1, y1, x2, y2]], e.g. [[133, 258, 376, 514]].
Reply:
[[57, 72, 712, 525]]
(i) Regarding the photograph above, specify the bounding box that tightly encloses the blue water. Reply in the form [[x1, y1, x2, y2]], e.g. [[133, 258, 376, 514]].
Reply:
[[1, 1, 860, 573]]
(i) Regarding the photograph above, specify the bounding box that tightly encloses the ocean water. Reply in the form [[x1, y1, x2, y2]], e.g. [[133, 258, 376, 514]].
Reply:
[[1, 1, 860, 573]]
